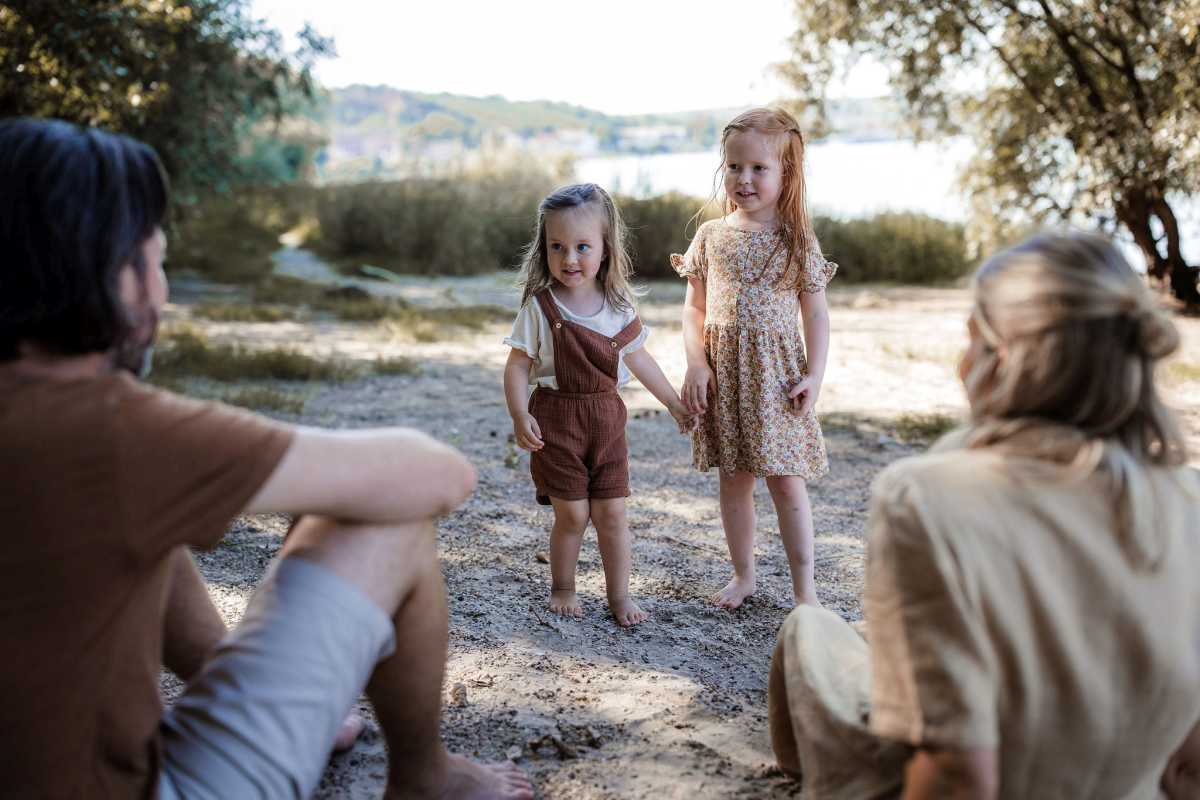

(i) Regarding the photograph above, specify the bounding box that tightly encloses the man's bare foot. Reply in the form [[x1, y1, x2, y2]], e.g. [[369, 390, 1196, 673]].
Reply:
[[391, 754, 534, 800], [332, 712, 365, 753], [549, 588, 583, 618], [609, 596, 648, 627], [712, 575, 756, 609]]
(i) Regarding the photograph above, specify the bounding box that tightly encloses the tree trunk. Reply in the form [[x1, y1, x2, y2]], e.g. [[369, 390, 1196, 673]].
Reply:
[[1116, 190, 1199, 307], [1151, 195, 1200, 307]]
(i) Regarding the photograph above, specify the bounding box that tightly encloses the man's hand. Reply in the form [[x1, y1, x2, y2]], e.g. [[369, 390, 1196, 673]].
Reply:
[[512, 412, 544, 451]]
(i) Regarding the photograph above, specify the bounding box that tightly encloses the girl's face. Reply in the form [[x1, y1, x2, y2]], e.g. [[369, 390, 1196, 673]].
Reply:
[[544, 205, 607, 289], [722, 130, 784, 222]]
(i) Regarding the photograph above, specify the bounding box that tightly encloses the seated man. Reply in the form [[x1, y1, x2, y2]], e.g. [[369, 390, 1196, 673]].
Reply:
[[0, 117, 533, 800]]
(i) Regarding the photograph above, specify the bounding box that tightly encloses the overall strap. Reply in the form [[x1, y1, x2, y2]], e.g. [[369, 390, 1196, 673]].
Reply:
[[612, 315, 643, 348], [534, 289, 563, 325]]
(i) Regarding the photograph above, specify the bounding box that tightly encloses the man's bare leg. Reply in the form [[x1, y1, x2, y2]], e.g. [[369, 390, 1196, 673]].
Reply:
[[162, 547, 365, 751], [280, 516, 534, 800]]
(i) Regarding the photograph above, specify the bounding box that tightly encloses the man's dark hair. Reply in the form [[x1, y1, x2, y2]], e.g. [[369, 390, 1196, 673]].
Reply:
[[0, 118, 169, 361]]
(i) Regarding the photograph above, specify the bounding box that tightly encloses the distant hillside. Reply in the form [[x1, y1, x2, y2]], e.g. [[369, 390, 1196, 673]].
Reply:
[[316, 86, 903, 180]]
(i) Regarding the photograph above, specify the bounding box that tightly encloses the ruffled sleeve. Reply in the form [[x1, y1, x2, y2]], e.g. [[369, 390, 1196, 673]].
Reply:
[[801, 236, 838, 293], [670, 224, 708, 281]]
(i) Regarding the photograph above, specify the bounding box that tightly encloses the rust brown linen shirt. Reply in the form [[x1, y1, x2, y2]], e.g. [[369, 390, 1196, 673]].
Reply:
[[0, 370, 293, 798]]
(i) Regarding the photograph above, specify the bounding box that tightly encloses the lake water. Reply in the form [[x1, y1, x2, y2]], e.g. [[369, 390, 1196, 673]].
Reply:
[[576, 138, 1200, 264], [575, 138, 977, 220]]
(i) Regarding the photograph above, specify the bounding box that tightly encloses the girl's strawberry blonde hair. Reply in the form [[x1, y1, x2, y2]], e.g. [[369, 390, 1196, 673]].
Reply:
[[515, 182, 639, 312], [698, 107, 816, 290]]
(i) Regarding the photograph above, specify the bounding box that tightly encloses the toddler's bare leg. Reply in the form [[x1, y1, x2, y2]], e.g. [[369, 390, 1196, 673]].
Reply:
[[714, 470, 758, 608], [548, 497, 590, 618], [589, 498, 647, 627], [766, 476, 821, 607]]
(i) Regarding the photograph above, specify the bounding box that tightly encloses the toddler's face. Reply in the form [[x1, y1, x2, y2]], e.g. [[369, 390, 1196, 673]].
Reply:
[[544, 205, 607, 289], [723, 130, 784, 222]]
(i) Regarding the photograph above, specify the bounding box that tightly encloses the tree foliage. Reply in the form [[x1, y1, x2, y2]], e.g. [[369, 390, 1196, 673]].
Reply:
[[780, 0, 1200, 304], [0, 1, 333, 197]]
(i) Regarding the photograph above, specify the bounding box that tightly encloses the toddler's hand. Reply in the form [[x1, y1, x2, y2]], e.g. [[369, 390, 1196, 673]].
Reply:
[[668, 399, 699, 434], [682, 364, 713, 414], [787, 376, 821, 416], [512, 412, 544, 451]]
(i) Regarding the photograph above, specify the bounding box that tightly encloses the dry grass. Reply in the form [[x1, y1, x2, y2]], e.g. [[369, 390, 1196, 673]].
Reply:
[[193, 303, 300, 323], [892, 412, 961, 443], [222, 387, 309, 413], [1165, 361, 1200, 385], [374, 356, 420, 375], [154, 327, 363, 383]]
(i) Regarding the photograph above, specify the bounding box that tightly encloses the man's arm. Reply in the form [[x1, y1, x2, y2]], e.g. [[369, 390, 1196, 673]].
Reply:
[[245, 427, 476, 522]]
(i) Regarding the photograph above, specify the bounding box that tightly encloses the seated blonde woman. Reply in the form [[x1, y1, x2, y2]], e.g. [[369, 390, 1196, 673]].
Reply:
[[768, 233, 1200, 799]]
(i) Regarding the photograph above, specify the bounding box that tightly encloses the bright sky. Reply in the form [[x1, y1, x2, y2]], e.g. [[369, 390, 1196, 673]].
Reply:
[[250, 0, 890, 115]]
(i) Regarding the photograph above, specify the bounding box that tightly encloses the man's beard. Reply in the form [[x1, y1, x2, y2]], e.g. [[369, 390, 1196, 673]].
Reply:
[[113, 309, 159, 379]]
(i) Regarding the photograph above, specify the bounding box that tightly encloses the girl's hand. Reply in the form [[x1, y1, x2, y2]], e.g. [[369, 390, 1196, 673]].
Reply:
[[512, 412, 544, 451], [787, 376, 821, 416], [682, 364, 713, 414], [668, 398, 699, 434]]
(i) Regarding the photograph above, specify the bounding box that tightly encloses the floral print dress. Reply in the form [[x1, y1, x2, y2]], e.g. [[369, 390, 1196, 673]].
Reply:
[[671, 218, 837, 478]]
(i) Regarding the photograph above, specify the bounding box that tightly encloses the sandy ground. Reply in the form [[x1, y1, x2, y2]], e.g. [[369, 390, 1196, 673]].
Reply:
[[162, 262, 1200, 799]]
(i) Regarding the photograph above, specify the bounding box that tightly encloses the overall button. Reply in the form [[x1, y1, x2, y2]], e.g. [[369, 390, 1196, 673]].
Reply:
[[554, 322, 562, 329], [610, 341, 618, 348]]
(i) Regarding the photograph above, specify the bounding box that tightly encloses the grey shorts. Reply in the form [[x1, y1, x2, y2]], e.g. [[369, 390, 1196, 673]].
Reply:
[[158, 556, 396, 800]]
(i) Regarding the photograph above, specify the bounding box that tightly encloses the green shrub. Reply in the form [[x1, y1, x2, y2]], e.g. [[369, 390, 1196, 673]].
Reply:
[[315, 159, 555, 276], [619, 192, 719, 280], [170, 185, 321, 283], [814, 212, 971, 284]]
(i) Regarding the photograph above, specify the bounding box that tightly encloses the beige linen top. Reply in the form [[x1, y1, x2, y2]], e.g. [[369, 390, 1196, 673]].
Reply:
[[865, 431, 1200, 799]]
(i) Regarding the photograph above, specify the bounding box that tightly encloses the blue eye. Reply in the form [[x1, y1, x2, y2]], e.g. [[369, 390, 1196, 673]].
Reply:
[[577, 244, 590, 252], [549, 243, 561, 251], [754, 165, 766, 172]]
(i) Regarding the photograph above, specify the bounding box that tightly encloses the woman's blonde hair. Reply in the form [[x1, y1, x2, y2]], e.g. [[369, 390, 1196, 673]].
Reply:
[[697, 107, 816, 290], [962, 232, 1188, 564], [515, 183, 638, 312]]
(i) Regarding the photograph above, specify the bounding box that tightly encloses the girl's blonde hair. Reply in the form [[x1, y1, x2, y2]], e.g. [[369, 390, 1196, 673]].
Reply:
[[699, 107, 816, 290], [515, 183, 638, 312], [962, 232, 1188, 565]]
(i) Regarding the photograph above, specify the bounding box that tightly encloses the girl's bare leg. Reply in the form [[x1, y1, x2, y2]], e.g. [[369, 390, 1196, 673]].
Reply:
[[765, 475, 820, 606], [714, 470, 758, 608], [548, 497, 590, 618], [589, 497, 647, 627]]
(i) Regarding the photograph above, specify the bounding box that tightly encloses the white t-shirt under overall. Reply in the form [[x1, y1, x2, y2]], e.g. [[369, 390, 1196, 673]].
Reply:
[[503, 290, 649, 390]]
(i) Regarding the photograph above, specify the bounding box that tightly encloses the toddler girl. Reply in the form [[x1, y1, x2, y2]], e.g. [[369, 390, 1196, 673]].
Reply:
[[503, 183, 692, 627], [672, 108, 837, 609]]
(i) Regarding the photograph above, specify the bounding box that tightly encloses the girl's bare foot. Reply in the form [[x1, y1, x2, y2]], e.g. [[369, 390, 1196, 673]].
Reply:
[[712, 575, 756, 609], [609, 596, 648, 627], [796, 591, 824, 608], [549, 588, 583, 618], [389, 754, 534, 800]]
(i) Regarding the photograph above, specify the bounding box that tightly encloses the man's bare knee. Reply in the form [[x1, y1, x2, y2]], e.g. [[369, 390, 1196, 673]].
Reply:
[[279, 515, 439, 615]]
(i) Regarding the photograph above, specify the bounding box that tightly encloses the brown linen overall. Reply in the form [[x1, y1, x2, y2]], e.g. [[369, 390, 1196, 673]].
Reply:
[[528, 289, 643, 506]]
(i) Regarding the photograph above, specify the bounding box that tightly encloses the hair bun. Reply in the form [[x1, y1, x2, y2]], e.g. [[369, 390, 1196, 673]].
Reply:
[[1134, 305, 1179, 360]]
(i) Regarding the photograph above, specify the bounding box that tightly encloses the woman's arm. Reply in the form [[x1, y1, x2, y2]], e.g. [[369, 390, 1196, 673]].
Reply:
[[1163, 719, 1200, 799], [788, 289, 830, 414], [503, 347, 543, 451], [903, 748, 998, 800], [681, 276, 710, 414]]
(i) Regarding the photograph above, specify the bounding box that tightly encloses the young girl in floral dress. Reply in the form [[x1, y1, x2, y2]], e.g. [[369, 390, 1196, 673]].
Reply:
[[673, 107, 837, 609]]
